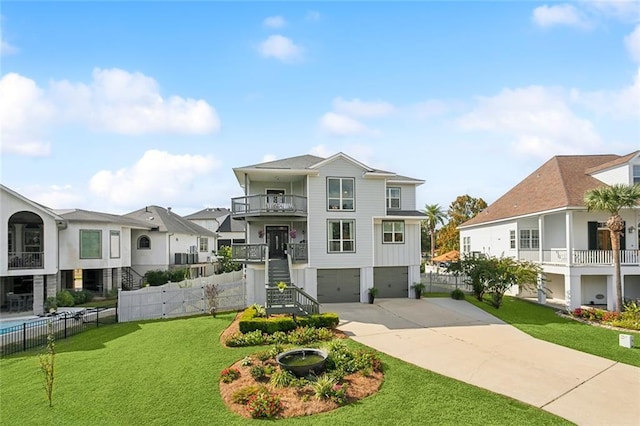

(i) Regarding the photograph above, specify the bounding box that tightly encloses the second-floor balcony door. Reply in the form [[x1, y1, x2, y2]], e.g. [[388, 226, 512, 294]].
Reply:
[[266, 189, 285, 211], [266, 226, 288, 258]]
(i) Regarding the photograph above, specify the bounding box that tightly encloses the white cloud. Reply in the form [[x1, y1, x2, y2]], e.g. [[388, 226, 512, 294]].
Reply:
[[305, 11, 321, 21], [263, 16, 286, 28], [585, 0, 640, 23], [0, 73, 53, 156], [319, 112, 377, 136], [89, 150, 220, 207], [571, 67, 640, 118], [26, 185, 84, 210], [332, 97, 395, 118], [624, 25, 640, 62], [532, 4, 591, 29], [262, 153, 277, 162], [258, 35, 303, 62], [457, 86, 602, 157], [50, 68, 220, 134]]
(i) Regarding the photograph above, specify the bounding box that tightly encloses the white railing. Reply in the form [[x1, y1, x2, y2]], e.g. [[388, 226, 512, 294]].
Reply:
[[531, 249, 640, 266]]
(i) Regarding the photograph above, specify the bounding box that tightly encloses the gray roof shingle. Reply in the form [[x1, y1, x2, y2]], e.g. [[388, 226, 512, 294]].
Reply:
[[124, 206, 217, 237]]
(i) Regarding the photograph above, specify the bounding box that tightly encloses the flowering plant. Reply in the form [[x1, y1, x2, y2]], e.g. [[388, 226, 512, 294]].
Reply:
[[277, 281, 288, 292], [331, 383, 349, 405], [289, 229, 297, 239], [246, 391, 283, 419], [258, 229, 264, 238], [220, 367, 240, 383]]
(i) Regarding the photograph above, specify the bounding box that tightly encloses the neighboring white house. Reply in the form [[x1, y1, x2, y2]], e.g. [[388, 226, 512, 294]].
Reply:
[[184, 207, 246, 250], [458, 151, 640, 310], [125, 206, 218, 278], [229, 152, 425, 305]]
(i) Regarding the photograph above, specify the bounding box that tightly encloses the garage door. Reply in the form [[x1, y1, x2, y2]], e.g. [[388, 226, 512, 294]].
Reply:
[[374, 267, 408, 298], [317, 269, 360, 303]]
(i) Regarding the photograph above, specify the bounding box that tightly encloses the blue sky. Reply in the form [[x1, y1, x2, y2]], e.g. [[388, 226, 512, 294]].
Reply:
[[1, 1, 639, 216]]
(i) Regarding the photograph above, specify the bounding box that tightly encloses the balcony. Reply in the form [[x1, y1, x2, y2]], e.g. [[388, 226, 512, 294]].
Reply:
[[520, 249, 640, 266], [288, 243, 308, 263], [8, 252, 44, 269], [232, 244, 268, 263], [231, 195, 307, 219]]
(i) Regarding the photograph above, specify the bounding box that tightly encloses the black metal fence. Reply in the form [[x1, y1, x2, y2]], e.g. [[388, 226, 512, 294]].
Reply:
[[420, 272, 473, 294], [0, 304, 117, 357]]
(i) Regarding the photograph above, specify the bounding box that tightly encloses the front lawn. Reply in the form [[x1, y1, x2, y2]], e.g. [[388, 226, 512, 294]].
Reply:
[[467, 296, 640, 367], [0, 313, 571, 425]]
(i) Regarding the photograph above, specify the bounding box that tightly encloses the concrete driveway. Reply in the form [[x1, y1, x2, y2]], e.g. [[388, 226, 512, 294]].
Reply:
[[322, 298, 640, 426]]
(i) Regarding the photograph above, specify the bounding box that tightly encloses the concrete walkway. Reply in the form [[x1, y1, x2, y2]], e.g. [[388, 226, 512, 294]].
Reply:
[[322, 298, 640, 426]]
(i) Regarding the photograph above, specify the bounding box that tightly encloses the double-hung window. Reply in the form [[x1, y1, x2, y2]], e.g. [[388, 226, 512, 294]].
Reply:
[[509, 230, 516, 249], [519, 229, 539, 249], [199, 237, 209, 252], [382, 221, 404, 243], [633, 165, 640, 185], [328, 220, 355, 252], [327, 178, 355, 210], [386, 187, 400, 210], [80, 229, 102, 259], [462, 236, 471, 253]]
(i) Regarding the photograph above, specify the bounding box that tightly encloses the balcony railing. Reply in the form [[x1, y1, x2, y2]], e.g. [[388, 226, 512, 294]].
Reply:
[[8, 252, 44, 269], [232, 244, 268, 263], [231, 195, 307, 217], [521, 249, 640, 266], [288, 243, 308, 263]]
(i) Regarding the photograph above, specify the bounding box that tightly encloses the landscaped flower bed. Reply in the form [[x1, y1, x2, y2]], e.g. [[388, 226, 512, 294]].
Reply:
[[568, 301, 640, 331]]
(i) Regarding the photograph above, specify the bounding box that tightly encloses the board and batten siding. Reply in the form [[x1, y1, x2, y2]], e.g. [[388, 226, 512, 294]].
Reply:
[[374, 221, 421, 266], [307, 157, 386, 269], [387, 183, 416, 211]]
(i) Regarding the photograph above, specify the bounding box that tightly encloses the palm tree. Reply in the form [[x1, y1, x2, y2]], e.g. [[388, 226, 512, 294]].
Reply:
[[583, 184, 640, 312], [421, 204, 447, 262]]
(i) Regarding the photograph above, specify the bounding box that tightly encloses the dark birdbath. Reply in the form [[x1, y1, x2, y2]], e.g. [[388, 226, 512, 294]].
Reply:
[[276, 348, 328, 377]]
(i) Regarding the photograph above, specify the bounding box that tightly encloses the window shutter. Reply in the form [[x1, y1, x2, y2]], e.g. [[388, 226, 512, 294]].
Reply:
[[587, 221, 598, 250]]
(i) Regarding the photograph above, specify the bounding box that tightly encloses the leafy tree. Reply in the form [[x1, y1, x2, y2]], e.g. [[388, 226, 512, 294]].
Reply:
[[437, 195, 487, 252], [217, 246, 242, 274], [421, 204, 447, 261], [584, 184, 640, 312], [447, 254, 541, 308]]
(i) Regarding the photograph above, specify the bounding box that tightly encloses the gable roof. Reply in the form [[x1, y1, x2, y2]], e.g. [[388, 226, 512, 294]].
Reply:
[[124, 206, 216, 237], [184, 207, 230, 220], [55, 209, 154, 229], [460, 153, 624, 227], [1, 184, 65, 222], [217, 215, 245, 233], [240, 155, 325, 170], [585, 150, 639, 174]]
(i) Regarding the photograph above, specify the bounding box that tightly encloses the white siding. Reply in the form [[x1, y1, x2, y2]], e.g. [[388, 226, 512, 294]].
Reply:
[[461, 221, 516, 257], [398, 184, 417, 210], [130, 229, 169, 274], [58, 223, 133, 270], [247, 179, 306, 197], [542, 213, 566, 249], [374, 221, 421, 266], [307, 157, 386, 269], [590, 165, 630, 186]]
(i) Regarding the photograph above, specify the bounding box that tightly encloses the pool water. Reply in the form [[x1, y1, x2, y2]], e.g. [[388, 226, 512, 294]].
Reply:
[[0, 316, 40, 334]]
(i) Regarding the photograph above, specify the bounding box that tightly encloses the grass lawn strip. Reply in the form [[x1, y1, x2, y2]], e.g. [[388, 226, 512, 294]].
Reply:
[[1, 313, 570, 425], [467, 296, 640, 367]]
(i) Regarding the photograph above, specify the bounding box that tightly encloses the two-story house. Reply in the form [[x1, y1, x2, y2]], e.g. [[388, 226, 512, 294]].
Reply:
[[459, 151, 640, 310], [229, 153, 425, 306], [184, 207, 245, 250]]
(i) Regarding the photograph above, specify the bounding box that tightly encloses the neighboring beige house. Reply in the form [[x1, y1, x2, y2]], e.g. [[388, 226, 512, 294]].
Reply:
[[459, 151, 640, 310], [230, 152, 425, 306]]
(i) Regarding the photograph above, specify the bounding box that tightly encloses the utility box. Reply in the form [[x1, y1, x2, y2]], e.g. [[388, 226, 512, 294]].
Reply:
[[619, 334, 634, 349]]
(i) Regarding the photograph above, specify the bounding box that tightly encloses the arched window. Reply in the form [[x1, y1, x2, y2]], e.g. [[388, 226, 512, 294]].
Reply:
[[137, 235, 151, 249]]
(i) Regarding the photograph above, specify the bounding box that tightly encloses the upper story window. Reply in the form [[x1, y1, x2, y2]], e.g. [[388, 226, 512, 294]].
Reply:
[[328, 219, 355, 252], [509, 230, 516, 249], [137, 235, 151, 250], [80, 229, 102, 259], [386, 187, 401, 210], [462, 236, 471, 253], [383, 221, 404, 243], [199, 237, 209, 252], [633, 165, 640, 185], [327, 178, 355, 211], [519, 229, 539, 250], [24, 225, 42, 253]]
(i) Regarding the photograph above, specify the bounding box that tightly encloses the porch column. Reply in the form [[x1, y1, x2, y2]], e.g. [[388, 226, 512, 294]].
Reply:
[[360, 266, 373, 303], [33, 274, 45, 315], [565, 212, 574, 266], [564, 273, 581, 310], [537, 273, 547, 305], [103, 268, 112, 296], [606, 274, 615, 311]]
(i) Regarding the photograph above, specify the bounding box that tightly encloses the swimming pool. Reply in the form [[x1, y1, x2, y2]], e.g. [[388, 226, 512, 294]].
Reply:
[[0, 316, 41, 334]]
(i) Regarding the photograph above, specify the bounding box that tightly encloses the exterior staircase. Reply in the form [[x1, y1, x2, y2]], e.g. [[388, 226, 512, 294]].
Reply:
[[122, 267, 144, 290], [265, 258, 319, 316]]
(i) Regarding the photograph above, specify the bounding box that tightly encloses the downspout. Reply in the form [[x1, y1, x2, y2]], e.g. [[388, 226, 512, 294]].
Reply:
[[168, 232, 174, 267], [244, 173, 248, 245]]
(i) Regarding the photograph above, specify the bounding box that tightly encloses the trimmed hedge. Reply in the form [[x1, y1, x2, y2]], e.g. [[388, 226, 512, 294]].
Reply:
[[238, 307, 340, 334]]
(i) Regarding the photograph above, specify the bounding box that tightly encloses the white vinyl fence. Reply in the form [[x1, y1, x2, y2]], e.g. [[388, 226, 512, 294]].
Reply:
[[118, 271, 246, 323]]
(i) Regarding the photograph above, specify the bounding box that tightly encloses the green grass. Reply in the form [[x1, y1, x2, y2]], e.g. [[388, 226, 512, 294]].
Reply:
[[1, 313, 571, 425], [467, 296, 640, 367], [76, 298, 117, 309]]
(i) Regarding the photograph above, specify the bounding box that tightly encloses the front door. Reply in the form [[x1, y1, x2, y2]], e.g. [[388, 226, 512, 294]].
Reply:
[[266, 226, 288, 258]]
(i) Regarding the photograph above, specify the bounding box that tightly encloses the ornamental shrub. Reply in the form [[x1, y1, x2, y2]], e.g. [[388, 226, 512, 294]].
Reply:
[[56, 290, 75, 307], [232, 385, 265, 405], [451, 288, 465, 300], [245, 391, 283, 419], [269, 369, 295, 388], [220, 367, 240, 383], [249, 365, 266, 380]]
